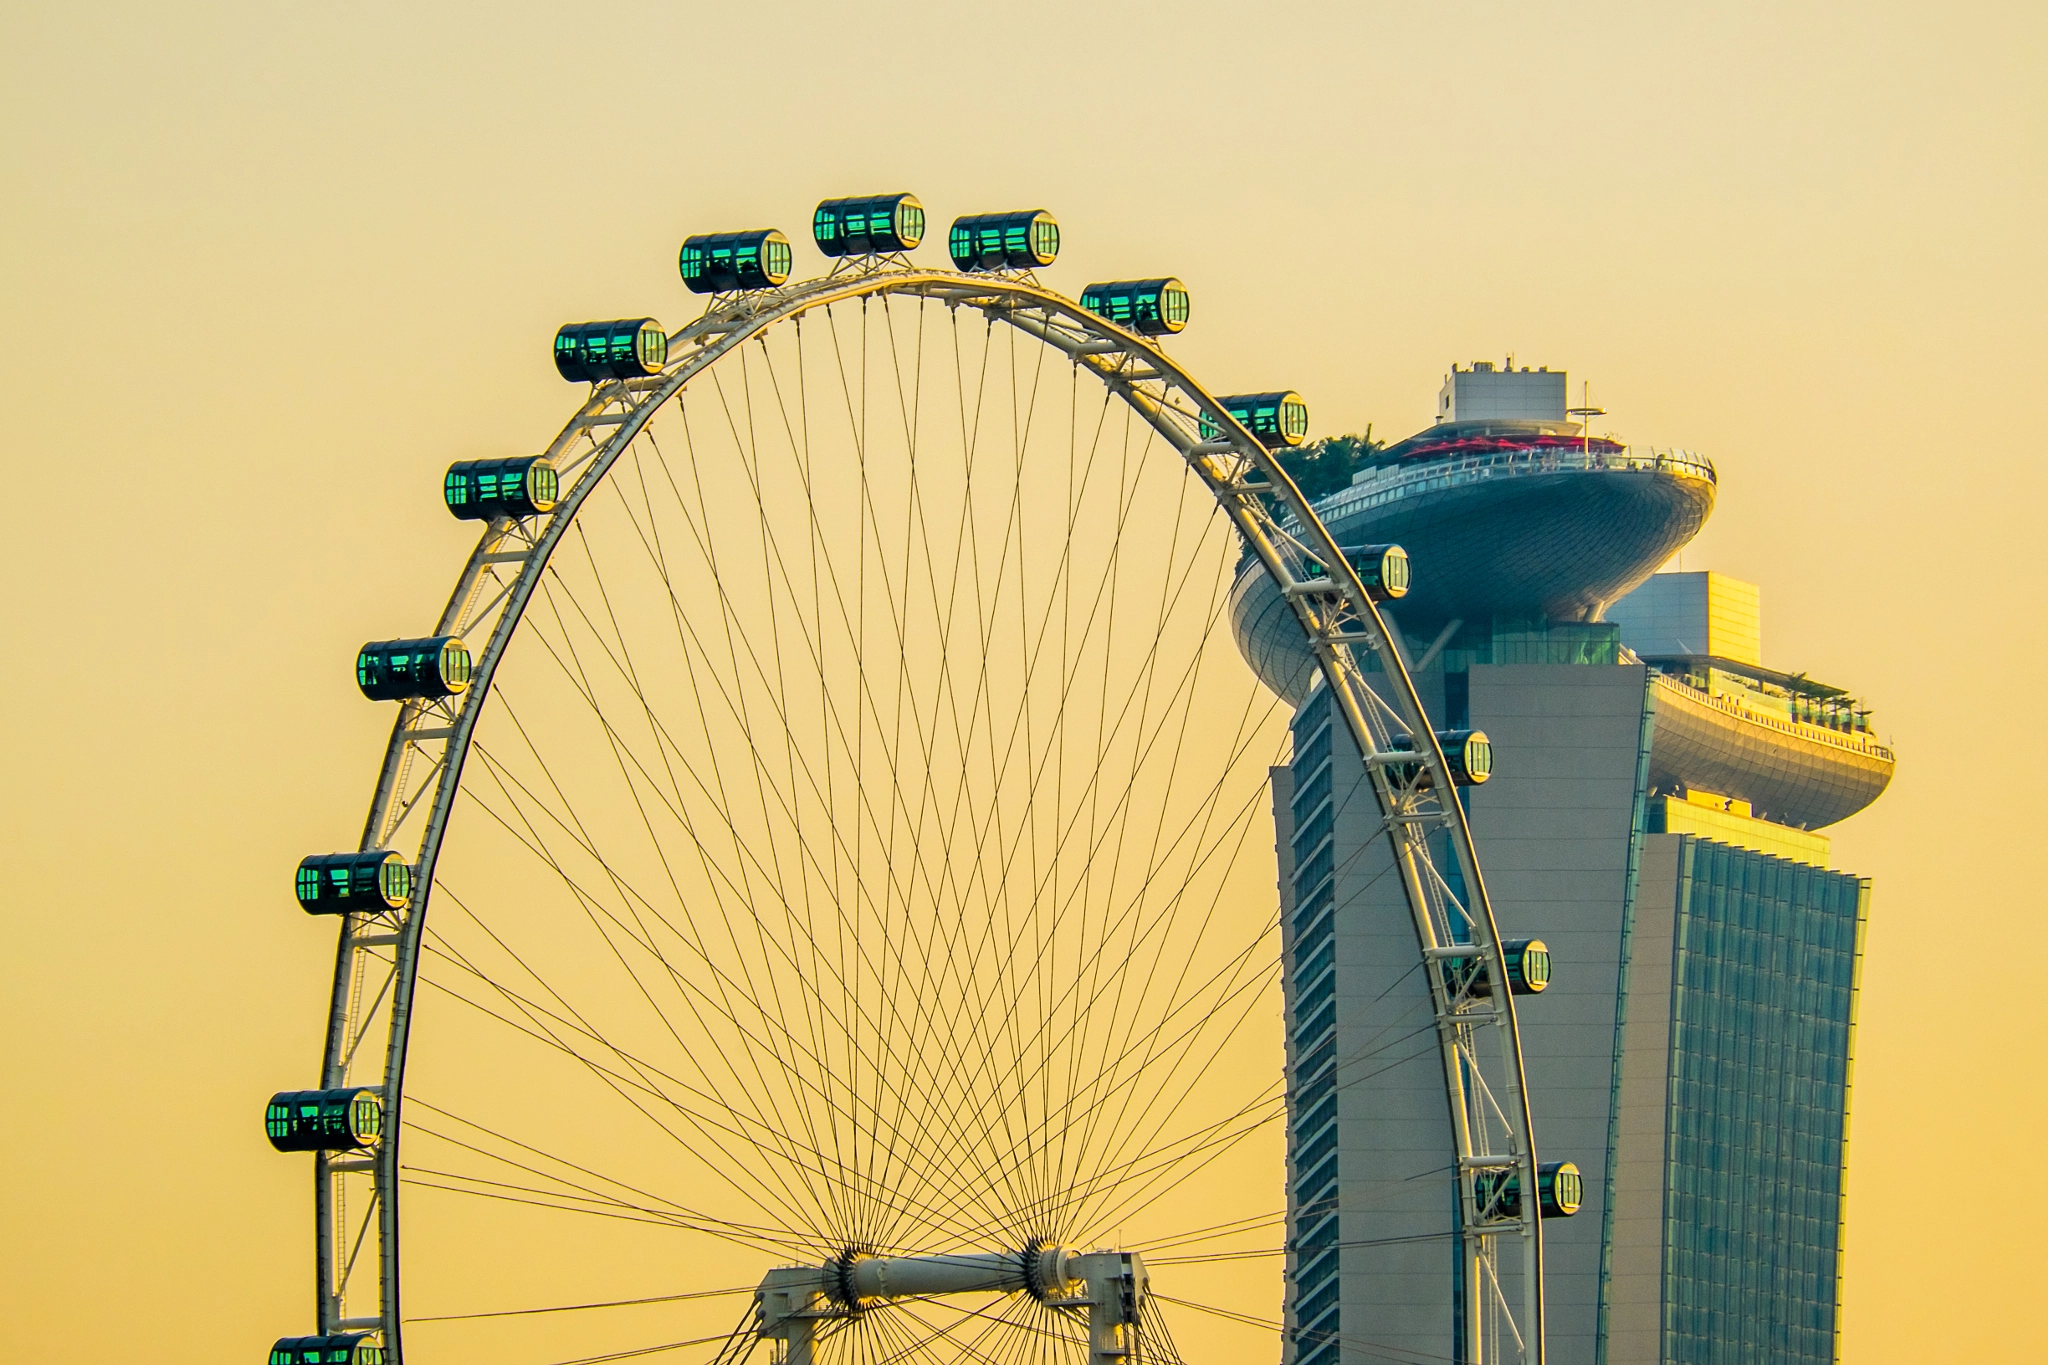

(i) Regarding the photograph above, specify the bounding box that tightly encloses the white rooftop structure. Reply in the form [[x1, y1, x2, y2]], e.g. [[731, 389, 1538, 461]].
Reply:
[[1435, 360, 1567, 423]]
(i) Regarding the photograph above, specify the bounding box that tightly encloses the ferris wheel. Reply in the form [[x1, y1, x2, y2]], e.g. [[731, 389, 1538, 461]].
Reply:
[[262, 194, 1550, 1365]]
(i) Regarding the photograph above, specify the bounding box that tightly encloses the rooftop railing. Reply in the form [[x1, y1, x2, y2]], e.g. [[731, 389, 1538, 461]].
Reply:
[[1311, 445, 1718, 522], [1650, 672, 1896, 763]]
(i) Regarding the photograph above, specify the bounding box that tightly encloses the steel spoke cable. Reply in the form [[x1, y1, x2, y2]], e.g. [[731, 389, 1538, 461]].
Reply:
[[688, 298, 1056, 1252], [468, 581, 1277, 1268], [1056, 532, 1277, 1215], [397, 1175, 725, 1236], [401, 1098, 800, 1242], [700, 350, 861, 1235], [540, 429, 1048, 1260], [888, 540, 1269, 1227], [452, 727, 849, 1237], [398, 1112, 801, 1251], [854, 342, 1135, 1236], [425, 773, 905, 1244], [774, 300, 1097, 1252], [556, 519, 841, 1224], [963, 681, 1284, 1188], [480, 596, 932, 1132], [802, 300, 1038, 1241], [530, 1323, 751, 1365], [413, 927, 910, 1220], [1127, 1208, 1286, 1253], [729, 302, 1033, 1243], [1146, 1227, 1464, 1266], [485, 582, 847, 1159], [414, 912, 1016, 1254], [843, 306, 1040, 1236], [902, 779, 1283, 1241], [855, 351, 1128, 1237]]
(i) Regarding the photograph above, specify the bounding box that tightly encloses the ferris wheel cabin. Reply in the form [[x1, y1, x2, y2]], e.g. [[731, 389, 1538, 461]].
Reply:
[[1206, 391, 1310, 448], [813, 193, 925, 256], [553, 319, 667, 382], [1475, 1159, 1584, 1220], [355, 636, 471, 701], [294, 850, 410, 915], [444, 456, 558, 521], [264, 1088, 384, 1152], [679, 229, 794, 293], [1386, 728, 1494, 787], [269, 1335, 384, 1365], [1301, 542, 1411, 603], [1080, 278, 1190, 336], [1443, 937, 1553, 998], [949, 210, 1059, 271]]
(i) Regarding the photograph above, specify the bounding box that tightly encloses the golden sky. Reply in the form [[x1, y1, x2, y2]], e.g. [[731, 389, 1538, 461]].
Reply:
[[2, 2, 2043, 1361]]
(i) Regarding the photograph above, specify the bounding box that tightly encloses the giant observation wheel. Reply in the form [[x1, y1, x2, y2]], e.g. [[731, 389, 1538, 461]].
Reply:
[[265, 195, 1550, 1365]]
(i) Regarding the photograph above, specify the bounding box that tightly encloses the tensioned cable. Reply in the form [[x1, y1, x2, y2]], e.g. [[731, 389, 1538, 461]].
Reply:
[[407, 1284, 754, 1324], [418, 290, 1309, 1352]]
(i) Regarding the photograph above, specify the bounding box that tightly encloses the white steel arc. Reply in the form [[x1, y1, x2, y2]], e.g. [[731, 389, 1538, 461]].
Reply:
[[310, 263, 1548, 1365]]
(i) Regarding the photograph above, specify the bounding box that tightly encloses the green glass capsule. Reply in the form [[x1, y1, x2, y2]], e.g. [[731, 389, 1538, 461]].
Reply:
[[294, 851, 410, 915], [1079, 278, 1189, 336], [814, 194, 924, 256], [356, 636, 471, 702], [1202, 391, 1310, 448], [264, 1089, 384, 1152], [679, 229, 794, 293], [949, 211, 1059, 271], [444, 456, 558, 521], [553, 319, 666, 382]]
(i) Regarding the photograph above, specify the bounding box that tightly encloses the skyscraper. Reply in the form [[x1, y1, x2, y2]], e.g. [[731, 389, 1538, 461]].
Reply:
[[1233, 365, 1892, 1364]]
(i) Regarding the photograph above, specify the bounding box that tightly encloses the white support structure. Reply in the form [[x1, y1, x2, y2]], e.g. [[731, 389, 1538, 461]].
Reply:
[[757, 1248, 1146, 1365]]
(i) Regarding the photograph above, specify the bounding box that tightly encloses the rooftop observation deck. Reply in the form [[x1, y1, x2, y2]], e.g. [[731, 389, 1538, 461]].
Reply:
[[1315, 444, 1718, 525], [1633, 651, 1893, 829], [1296, 443, 1720, 629]]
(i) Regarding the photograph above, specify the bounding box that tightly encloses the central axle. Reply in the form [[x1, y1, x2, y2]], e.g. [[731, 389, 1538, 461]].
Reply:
[[756, 1246, 1148, 1365]]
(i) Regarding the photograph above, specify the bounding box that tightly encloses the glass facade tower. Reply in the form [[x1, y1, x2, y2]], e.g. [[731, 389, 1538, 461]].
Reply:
[[1276, 625, 1876, 1365], [1637, 841, 1868, 1363]]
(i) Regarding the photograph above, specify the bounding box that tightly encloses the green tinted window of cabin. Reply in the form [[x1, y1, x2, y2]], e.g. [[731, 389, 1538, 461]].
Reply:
[[1280, 400, 1309, 441], [1031, 217, 1059, 261], [636, 322, 666, 368], [1162, 286, 1189, 325], [352, 1092, 382, 1139]]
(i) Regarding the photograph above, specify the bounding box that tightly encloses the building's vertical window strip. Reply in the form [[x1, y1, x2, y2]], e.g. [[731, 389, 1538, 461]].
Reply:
[[1287, 691, 1341, 1365], [1832, 877, 1872, 1365], [1595, 672, 1660, 1365], [1661, 839, 1697, 1365]]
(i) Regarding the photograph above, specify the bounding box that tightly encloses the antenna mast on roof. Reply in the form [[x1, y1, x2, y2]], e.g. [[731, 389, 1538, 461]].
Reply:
[[1567, 380, 1605, 461]]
